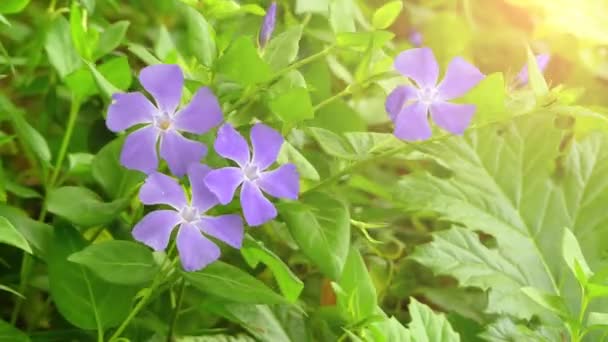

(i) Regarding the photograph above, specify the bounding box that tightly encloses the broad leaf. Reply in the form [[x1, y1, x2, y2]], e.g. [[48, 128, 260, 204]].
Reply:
[[68, 240, 159, 285], [0, 319, 28, 341], [337, 248, 377, 322], [0, 216, 31, 253], [46, 186, 129, 227], [92, 138, 145, 199], [185, 6, 216, 67], [216, 36, 271, 86], [264, 25, 302, 70], [405, 298, 460, 342]]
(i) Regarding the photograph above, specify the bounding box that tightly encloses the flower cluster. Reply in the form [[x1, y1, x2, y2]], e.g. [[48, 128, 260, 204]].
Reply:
[[107, 64, 299, 271]]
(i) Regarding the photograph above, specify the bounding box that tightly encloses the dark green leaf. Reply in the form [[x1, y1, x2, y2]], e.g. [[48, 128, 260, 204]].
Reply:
[[92, 138, 145, 199], [0, 319, 29, 341], [0, 216, 31, 253], [68, 240, 159, 285]]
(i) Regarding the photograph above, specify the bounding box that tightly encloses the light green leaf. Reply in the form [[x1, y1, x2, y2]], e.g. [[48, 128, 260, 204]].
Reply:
[[0, 205, 52, 258], [4, 181, 40, 199], [241, 237, 303, 302], [263, 25, 302, 71], [459, 72, 507, 125], [68, 240, 159, 285], [406, 298, 460, 342], [480, 317, 559, 342], [521, 287, 570, 318], [277, 141, 320, 181], [526, 46, 549, 96], [128, 43, 162, 65], [70, 2, 97, 60], [562, 227, 593, 284], [329, 0, 355, 33], [9, 113, 51, 165], [217, 36, 271, 86], [279, 192, 350, 279], [94, 20, 129, 60], [295, 0, 328, 14], [337, 248, 377, 322], [309, 127, 402, 161], [45, 16, 82, 78], [185, 6, 216, 67], [85, 60, 121, 100], [399, 112, 608, 326], [0, 216, 31, 253], [185, 261, 287, 304], [372, 1, 403, 30], [66, 56, 132, 100], [270, 87, 313, 123], [0, 284, 24, 299], [46, 186, 129, 227], [588, 312, 608, 326], [48, 226, 136, 330], [0, 0, 30, 14]]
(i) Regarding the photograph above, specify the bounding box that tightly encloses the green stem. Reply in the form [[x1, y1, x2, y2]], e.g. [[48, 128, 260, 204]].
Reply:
[[312, 87, 351, 113], [49, 96, 81, 188], [9, 254, 33, 325], [167, 277, 186, 342], [109, 247, 176, 341]]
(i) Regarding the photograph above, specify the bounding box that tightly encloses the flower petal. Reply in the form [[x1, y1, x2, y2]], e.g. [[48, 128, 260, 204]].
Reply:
[[394, 102, 432, 141], [241, 181, 277, 226], [385, 85, 418, 122], [516, 53, 551, 86], [106, 92, 156, 132], [251, 123, 283, 170], [394, 48, 439, 88], [436, 57, 484, 100], [204, 167, 244, 204], [139, 172, 187, 210], [430, 101, 475, 135], [188, 164, 218, 212], [132, 210, 180, 251], [214, 124, 250, 167], [257, 164, 299, 200], [258, 2, 277, 48], [177, 223, 220, 272], [139, 64, 184, 114], [159, 130, 207, 177], [120, 125, 159, 174], [198, 215, 244, 249], [174, 87, 223, 134]]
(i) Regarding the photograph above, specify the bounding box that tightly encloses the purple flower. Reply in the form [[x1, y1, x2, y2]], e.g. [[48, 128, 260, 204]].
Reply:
[[132, 164, 244, 272], [409, 30, 423, 47], [204, 123, 299, 226], [385, 48, 484, 141], [515, 53, 551, 86], [106, 64, 223, 176], [258, 2, 277, 48]]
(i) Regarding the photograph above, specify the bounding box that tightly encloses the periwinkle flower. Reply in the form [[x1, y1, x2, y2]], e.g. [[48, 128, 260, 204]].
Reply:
[[515, 53, 551, 86], [258, 2, 277, 48], [204, 123, 299, 226], [132, 164, 244, 271], [409, 30, 423, 47], [385, 48, 484, 141], [106, 64, 222, 176]]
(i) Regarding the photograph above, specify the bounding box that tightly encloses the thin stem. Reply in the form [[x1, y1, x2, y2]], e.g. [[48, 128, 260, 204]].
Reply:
[[109, 247, 176, 341], [49, 96, 81, 188], [313, 87, 351, 113], [167, 277, 186, 342], [9, 255, 33, 325]]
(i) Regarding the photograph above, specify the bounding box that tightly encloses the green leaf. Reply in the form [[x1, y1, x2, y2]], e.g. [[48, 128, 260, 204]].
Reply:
[[66, 56, 132, 100], [0, 0, 30, 14], [85, 60, 121, 100], [70, 2, 98, 60], [480, 317, 559, 342], [295, 0, 328, 14], [588, 312, 608, 326], [185, 261, 286, 304], [241, 237, 303, 302], [406, 298, 461, 342], [92, 138, 145, 199], [372, 1, 403, 30], [68, 240, 159, 285], [263, 25, 302, 70], [336, 31, 395, 51], [128, 43, 162, 65], [0, 216, 31, 253], [270, 87, 313, 123], [217, 36, 271, 86], [0, 284, 24, 299], [459, 72, 507, 125], [329, 0, 355, 33], [562, 227, 593, 284], [337, 248, 377, 322], [4, 181, 40, 199], [10, 113, 51, 165], [399, 113, 608, 324], [185, 6, 216, 67], [526, 46, 549, 96], [280, 192, 350, 279], [48, 226, 136, 330], [309, 127, 402, 161], [277, 141, 320, 181], [0, 205, 53, 258], [93, 20, 129, 60], [46, 186, 129, 227], [521, 287, 570, 318], [0, 319, 29, 342], [45, 16, 82, 78]]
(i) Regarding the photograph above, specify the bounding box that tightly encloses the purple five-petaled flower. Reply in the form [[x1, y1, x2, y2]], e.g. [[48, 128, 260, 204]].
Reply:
[[258, 2, 277, 48], [515, 53, 551, 86], [132, 164, 244, 272], [106, 64, 223, 176], [385, 48, 484, 141], [204, 123, 299, 227]]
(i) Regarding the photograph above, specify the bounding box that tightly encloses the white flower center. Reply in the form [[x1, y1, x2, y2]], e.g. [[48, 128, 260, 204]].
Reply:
[[179, 206, 199, 223], [244, 164, 260, 181], [417, 87, 439, 105], [154, 112, 173, 131]]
